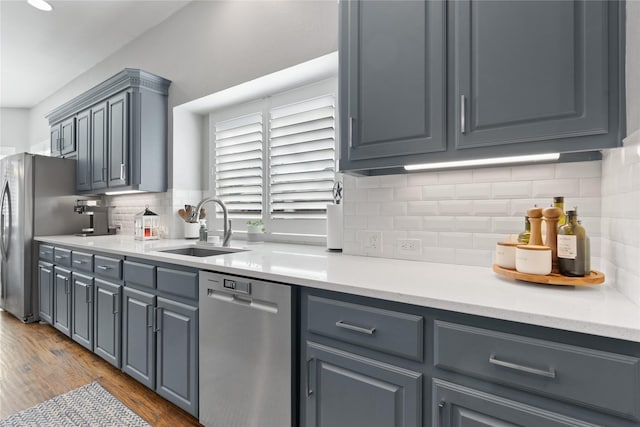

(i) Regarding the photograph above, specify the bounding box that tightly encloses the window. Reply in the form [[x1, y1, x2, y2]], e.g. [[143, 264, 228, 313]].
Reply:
[[210, 78, 337, 241]]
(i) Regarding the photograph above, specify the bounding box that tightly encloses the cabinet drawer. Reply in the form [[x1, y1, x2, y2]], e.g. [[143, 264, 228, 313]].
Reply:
[[124, 260, 156, 289], [434, 321, 640, 420], [307, 295, 423, 361], [157, 267, 197, 300], [39, 244, 54, 262], [71, 251, 93, 273], [94, 255, 122, 280], [53, 247, 72, 267]]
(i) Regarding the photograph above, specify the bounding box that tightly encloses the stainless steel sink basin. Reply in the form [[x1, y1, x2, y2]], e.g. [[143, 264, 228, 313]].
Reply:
[[156, 246, 246, 257]]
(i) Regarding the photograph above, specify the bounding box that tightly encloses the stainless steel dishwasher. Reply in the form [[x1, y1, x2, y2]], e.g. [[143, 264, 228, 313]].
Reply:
[[199, 271, 293, 427]]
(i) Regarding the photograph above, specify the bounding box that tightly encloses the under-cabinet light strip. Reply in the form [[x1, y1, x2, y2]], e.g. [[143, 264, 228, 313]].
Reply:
[[404, 153, 561, 171]]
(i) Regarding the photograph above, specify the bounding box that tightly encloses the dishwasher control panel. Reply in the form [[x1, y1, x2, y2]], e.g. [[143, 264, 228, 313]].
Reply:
[[223, 278, 251, 294]]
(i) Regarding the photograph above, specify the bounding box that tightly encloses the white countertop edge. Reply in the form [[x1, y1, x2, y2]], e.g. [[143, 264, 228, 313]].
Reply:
[[35, 235, 640, 343]]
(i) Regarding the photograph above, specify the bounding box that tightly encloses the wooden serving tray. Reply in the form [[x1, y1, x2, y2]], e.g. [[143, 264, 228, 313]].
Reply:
[[492, 264, 605, 286]]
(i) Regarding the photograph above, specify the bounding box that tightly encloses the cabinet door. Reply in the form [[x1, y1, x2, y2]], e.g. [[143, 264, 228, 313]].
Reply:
[[60, 116, 76, 156], [433, 379, 598, 427], [76, 109, 91, 192], [340, 0, 446, 170], [107, 92, 129, 188], [305, 342, 422, 427], [452, 0, 610, 153], [156, 297, 198, 416], [53, 267, 72, 337], [91, 101, 108, 191], [122, 286, 155, 389], [71, 272, 94, 351], [38, 261, 54, 324], [94, 278, 121, 368], [50, 125, 61, 157]]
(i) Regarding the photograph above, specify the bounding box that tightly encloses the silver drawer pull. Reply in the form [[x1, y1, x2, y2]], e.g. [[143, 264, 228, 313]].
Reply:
[[335, 320, 376, 335], [73, 260, 85, 264], [489, 355, 556, 379], [54, 255, 67, 260], [97, 265, 112, 270]]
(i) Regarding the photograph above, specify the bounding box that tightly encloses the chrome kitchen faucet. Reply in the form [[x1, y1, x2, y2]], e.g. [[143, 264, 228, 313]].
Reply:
[[194, 197, 232, 246]]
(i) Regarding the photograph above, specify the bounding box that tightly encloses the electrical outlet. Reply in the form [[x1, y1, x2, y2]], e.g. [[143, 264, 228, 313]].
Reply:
[[397, 238, 422, 256], [362, 231, 382, 256]]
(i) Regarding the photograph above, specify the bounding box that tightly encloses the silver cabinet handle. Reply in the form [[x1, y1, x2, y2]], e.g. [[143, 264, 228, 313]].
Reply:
[[335, 320, 376, 335], [120, 163, 126, 181], [73, 260, 85, 264], [112, 293, 119, 314], [438, 401, 445, 427], [489, 355, 556, 379], [56, 274, 68, 281], [85, 284, 93, 304], [146, 304, 153, 328], [96, 265, 112, 270], [55, 255, 68, 260], [153, 307, 162, 332], [348, 116, 355, 148], [460, 95, 466, 134], [307, 358, 316, 396], [40, 251, 52, 256]]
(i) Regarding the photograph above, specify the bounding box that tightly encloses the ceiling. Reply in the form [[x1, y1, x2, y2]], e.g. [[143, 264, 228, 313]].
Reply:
[[0, 0, 190, 109]]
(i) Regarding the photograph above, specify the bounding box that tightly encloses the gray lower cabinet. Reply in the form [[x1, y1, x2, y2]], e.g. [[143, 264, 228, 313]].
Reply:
[[305, 341, 422, 427], [433, 379, 598, 427], [156, 297, 198, 416], [93, 278, 122, 368], [53, 266, 72, 336], [122, 286, 156, 389], [71, 272, 94, 351], [38, 261, 54, 324]]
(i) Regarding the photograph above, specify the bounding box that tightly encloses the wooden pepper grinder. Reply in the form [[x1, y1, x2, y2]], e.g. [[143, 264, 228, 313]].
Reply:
[[542, 206, 562, 273], [527, 207, 544, 246]]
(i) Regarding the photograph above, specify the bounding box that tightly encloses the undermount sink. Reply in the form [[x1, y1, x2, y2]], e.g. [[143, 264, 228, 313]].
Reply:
[[157, 246, 246, 257]]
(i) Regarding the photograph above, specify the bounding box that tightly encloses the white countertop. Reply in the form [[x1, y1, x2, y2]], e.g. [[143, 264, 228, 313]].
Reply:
[[35, 235, 640, 342]]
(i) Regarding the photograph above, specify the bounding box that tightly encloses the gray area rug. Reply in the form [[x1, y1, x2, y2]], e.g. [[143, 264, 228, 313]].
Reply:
[[0, 382, 150, 427]]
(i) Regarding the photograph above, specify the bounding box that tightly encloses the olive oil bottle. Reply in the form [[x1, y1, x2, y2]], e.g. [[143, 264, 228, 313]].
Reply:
[[557, 209, 588, 276], [517, 216, 531, 244], [553, 196, 566, 227]]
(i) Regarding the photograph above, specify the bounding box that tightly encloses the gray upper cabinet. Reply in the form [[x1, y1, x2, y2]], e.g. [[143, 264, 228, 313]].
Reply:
[[91, 102, 108, 191], [46, 69, 171, 194], [50, 116, 76, 158], [339, 0, 446, 171], [339, 0, 623, 173], [107, 92, 129, 188], [76, 109, 91, 192]]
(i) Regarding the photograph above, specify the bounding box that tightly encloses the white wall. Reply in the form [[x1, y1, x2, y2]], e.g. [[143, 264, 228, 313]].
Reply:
[[0, 108, 30, 155], [27, 0, 338, 189]]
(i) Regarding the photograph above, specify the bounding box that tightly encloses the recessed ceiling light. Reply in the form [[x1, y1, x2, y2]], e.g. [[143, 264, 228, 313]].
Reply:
[[27, 0, 53, 12], [404, 153, 561, 171]]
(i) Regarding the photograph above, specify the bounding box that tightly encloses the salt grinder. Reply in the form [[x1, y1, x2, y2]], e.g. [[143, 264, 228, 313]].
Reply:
[[526, 207, 544, 246]]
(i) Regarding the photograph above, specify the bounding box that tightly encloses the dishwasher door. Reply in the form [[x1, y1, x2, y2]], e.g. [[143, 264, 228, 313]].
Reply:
[[199, 271, 292, 427]]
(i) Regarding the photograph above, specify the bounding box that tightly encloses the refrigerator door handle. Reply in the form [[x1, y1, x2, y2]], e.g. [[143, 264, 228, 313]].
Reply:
[[0, 181, 11, 259]]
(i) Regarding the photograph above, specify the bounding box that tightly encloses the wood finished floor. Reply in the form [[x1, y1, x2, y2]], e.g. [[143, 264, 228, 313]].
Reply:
[[0, 309, 201, 426]]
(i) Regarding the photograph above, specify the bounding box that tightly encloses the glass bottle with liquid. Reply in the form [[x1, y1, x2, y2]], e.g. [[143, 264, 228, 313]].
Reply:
[[517, 216, 531, 244], [557, 209, 588, 276], [553, 196, 566, 227]]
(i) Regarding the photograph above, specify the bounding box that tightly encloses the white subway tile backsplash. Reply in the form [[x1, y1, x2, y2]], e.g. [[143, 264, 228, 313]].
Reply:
[[344, 215, 367, 230], [423, 216, 456, 231], [356, 202, 381, 216], [438, 200, 474, 215], [394, 216, 423, 230], [422, 185, 456, 200], [380, 202, 408, 216], [407, 201, 438, 215], [346, 188, 367, 202], [511, 164, 555, 180], [472, 167, 512, 182], [439, 232, 474, 249], [456, 183, 492, 199], [473, 200, 510, 215], [509, 199, 547, 216], [368, 215, 394, 230], [473, 233, 503, 250], [356, 176, 381, 189], [532, 179, 580, 198], [438, 170, 473, 184], [454, 217, 492, 233], [379, 174, 407, 188], [568, 197, 601, 217], [492, 181, 532, 199], [492, 217, 524, 234], [421, 247, 455, 264], [455, 249, 493, 267], [367, 188, 394, 202], [395, 186, 423, 201], [407, 172, 438, 186], [410, 231, 438, 247], [554, 161, 601, 178], [580, 177, 601, 197]]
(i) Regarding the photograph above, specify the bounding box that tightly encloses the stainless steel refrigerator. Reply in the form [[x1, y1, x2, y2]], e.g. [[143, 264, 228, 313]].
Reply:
[[0, 153, 85, 323]]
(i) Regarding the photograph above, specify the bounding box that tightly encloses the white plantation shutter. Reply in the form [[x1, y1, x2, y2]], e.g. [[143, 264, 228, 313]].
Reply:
[[269, 94, 336, 219], [214, 112, 263, 219]]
